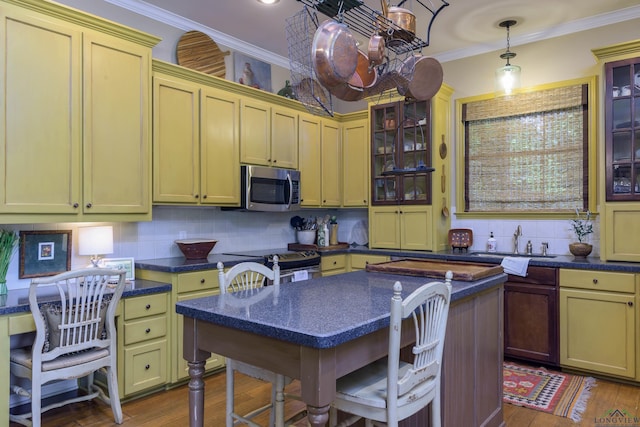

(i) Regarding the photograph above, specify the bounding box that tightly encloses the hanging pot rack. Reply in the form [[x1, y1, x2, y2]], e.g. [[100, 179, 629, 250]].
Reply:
[[296, 0, 449, 55]]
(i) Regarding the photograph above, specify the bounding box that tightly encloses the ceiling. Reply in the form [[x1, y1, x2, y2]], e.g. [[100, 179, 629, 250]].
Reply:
[[108, 0, 640, 66]]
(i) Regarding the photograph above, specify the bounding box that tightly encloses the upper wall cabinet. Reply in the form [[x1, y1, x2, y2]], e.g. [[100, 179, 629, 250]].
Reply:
[[152, 66, 240, 206], [240, 99, 298, 169], [342, 116, 369, 207], [0, 0, 159, 223]]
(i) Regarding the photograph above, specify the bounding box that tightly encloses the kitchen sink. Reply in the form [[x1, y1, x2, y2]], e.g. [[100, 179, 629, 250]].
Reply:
[[469, 252, 557, 260]]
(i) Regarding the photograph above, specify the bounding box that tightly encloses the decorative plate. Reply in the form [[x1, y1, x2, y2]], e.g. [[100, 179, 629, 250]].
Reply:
[[448, 228, 473, 250]]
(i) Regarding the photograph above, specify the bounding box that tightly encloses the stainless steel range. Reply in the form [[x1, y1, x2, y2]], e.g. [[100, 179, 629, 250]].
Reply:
[[223, 249, 321, 283]]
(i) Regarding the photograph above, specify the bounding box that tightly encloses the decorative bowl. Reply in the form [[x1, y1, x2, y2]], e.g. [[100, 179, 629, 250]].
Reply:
[[175, 239, 217, 259]]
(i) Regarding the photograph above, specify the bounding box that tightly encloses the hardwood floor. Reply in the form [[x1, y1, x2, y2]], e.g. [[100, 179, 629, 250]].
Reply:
[[9, 368, 640, 426]]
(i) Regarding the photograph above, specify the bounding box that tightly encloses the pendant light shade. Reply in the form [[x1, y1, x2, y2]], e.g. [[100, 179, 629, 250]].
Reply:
[[495, 20, 521, 96]]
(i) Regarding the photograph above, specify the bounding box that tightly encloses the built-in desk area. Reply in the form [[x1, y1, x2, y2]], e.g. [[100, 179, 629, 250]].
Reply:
[[0, 279, 171, 427]]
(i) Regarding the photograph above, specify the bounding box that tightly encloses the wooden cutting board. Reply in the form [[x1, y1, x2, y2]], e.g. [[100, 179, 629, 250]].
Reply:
[[176, 30, 229, 78], [365, 258, 504, 281]]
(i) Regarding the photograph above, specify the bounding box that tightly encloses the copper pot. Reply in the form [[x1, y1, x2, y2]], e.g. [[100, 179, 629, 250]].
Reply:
[[329, 50, 377, 102], [312, 20, 358, 89], [368, 32, 386, 66], [397, 55, 443, 101], [379, 0, 416, 42]]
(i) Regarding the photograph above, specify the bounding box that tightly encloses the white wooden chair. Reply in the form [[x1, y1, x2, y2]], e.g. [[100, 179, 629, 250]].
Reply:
[[218, 257, 302, 427], [9, 267, 127, 427], [329, 271, 453, 427]]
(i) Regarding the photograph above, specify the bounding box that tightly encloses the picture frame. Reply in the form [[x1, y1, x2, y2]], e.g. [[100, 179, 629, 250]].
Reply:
[[234, 52, 272, 92], [19, 230, 72, 279], [100, 257, 135, 281]]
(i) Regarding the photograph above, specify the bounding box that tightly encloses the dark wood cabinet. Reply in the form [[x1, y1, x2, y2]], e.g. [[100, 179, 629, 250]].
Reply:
[[370, 100, 432, 205], [504, 266, 559, 366], [604, 57, 640, 201]]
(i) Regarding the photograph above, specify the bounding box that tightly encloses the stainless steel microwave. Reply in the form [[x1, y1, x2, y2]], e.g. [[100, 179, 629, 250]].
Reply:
[[240, 165, 301, 212]]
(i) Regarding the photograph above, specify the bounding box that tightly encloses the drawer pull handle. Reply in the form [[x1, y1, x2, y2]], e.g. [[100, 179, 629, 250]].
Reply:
[[145, 364, 150, 370], [592, 279, 598, 284], [629, 301, 634, 307], [200, 278, 205, 284], [146, 304, 151, 310], [145, 328, 151, 334]]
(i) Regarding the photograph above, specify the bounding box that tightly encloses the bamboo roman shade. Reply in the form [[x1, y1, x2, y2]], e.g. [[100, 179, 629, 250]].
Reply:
[[463, 84, 587, 212]]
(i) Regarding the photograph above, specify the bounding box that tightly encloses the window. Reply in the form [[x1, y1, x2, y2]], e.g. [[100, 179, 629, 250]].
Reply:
[[458, 78, 596, 215]]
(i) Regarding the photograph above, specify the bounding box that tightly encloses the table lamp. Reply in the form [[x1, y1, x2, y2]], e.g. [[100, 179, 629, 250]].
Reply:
[[78, 226, 114, 267]]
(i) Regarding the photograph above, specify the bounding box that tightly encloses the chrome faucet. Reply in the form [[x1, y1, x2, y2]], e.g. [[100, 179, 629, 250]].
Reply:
[[541, 242, 549, 256], [513, 225, 522, 254]]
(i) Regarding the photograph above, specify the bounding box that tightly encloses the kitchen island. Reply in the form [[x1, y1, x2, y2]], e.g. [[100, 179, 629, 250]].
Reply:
[[177, 269, 507, 427]]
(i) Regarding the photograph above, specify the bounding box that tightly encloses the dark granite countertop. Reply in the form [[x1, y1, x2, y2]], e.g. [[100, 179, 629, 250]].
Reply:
[[137, 247, 640, 274], [175, 270, 507, 349], [135, 254, 264, 273], [0, 279, 171, 316]]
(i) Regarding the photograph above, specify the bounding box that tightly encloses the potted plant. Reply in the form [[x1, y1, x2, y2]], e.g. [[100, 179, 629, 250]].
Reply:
[[0, 229, 18, 295], [569, 209, 593, 258]]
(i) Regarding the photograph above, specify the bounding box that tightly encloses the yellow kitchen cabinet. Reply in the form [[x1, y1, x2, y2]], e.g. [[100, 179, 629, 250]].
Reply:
[[369, 205, 433, 251], [118, 292, 169, 397], [321, 254, 347, 276], [321, 120, 342, 207], [348, 253, 389, 271], [603, 203, 640, 262], [298, 112, 322, 207], [0, 0, 158, 223], [559, 269, 636, 379], [152, 64, 240, 206], [240, 99, 298, 169], [342, 115, 369, 207], [136, 269, 225, 383]]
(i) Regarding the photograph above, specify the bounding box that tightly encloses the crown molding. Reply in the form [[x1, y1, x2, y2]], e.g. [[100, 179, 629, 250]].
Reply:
[[104, 0, 291, 69], [107, 0, 640, 67]]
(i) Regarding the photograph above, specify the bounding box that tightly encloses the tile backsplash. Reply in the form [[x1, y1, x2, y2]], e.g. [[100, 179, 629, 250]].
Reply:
[[1, 205, 600, 290]]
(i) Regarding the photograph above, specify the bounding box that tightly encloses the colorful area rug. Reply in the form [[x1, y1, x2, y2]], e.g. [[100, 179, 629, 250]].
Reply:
[[503, 362, 596, 422]]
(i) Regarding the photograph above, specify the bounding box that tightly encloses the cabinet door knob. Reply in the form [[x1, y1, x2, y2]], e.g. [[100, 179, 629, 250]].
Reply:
[[73, 203, 79, 208], [200, 278, 205, 283], [86, 203, 92, 208], [202, 194, 207, 199], [628, 301, 634, 307], [146, 304, 151, 310], [145, 328, 151, 334], [592, 278, 598, 284], [194, 194, 199, 199], [145, 364, 150, 370]]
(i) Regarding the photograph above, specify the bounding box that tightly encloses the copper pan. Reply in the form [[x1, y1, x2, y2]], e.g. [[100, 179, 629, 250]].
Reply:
[[312, 20, 358, 89], [379, 0, 416, 42], [329, 50, 377, 102], [368, 29, 386, 66], [397, 55, 443, 101]]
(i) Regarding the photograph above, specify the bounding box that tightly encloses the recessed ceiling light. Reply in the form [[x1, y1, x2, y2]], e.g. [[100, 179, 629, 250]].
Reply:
[[257, 0, 279, 4]]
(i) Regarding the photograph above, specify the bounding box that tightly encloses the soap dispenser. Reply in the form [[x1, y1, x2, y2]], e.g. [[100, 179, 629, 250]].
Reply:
[[487, 232, 497, 252]]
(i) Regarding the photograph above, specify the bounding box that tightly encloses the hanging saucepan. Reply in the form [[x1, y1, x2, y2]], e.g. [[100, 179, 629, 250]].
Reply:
[[379, 0, 416, 42], [329, 50, 377, 102], [397, 55, 444, 101], [368, 26, 386, 66], [312, 20, 359, 90]]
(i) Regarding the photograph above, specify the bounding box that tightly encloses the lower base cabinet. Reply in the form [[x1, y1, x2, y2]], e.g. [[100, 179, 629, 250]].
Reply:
[[136, 269, 225, 384], [559, 269, 637, 379], [117, 292, 169, 397], [348, 254, 390, 271], [504, 267, 558, 366], [321, 254, 347, 276]]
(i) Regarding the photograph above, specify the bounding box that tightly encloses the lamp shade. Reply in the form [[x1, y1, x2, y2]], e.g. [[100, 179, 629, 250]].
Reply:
[[495, 64, 521, 96], [78, 226, 114, 256]]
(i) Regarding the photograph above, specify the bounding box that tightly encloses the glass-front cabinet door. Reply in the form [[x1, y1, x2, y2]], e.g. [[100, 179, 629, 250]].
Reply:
[[606, 58, 640, 201], [371, 100, 433, 205]]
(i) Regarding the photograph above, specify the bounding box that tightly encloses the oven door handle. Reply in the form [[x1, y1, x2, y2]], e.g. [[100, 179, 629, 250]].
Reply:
[[279, 266, 320, 280]]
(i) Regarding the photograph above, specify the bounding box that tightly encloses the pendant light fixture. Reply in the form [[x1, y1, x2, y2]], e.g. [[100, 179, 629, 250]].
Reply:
[[495, 20, 521, 96]]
